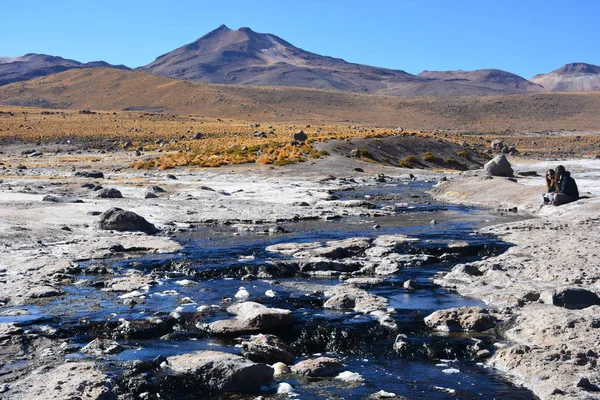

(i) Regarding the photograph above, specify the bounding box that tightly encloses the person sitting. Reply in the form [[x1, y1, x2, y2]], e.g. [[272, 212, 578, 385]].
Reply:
[[538, 169, 557, 206], [552, 165, 579, 206]]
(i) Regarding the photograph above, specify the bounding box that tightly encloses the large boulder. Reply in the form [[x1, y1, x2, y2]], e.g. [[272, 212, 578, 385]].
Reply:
[[74, 171, 104, 179], [96, 207, 158, 234], [293, 130, 308, 142], [540, 288, 600, 309], [207, 302, 292, 335], [241, 334, 295, 364], [167, 350, 273, 393], [424, 306, 497, 332], [96, 188, 123, 198], [484, 154, 514, 177], [291, 357, 345, 377]]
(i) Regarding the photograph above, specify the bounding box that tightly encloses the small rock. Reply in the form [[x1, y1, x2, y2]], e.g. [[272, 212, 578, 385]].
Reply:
[[291, 357, 344, 377], [403, 279, 418, 290], [241, 334, 295, 364], [74, 171, 104, 179], [144, 191, 158, 199], [42, 195, 84, 203], [424, 306, 497, 332]]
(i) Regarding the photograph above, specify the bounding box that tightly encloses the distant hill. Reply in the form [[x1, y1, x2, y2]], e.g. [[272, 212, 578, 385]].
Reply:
[[530, 63, 600, 91], [137, 25, 536, 96], [1, 67, 600, 133], [418, 69, 543, 92], [0, 53, 130, 86]]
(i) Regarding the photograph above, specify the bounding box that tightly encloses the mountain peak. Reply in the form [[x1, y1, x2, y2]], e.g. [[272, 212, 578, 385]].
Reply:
[[556, 62, 600, 75], [530, 62, 600, 91]]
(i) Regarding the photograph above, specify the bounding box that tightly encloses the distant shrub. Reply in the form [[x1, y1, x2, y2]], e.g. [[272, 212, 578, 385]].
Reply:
[[423, 152, 443, 163], [444, 157, 467, 170], [399, 155, 419, 168], [457, 150, 470, 159]]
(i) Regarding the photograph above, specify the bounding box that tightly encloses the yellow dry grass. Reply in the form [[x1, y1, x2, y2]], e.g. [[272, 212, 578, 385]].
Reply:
[[0, 106, 425, 168]]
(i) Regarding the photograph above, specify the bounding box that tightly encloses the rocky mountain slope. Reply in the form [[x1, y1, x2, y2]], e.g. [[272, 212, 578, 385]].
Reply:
[[137, 25, 537, 96], [530, 62, 600, 91], [2, 67, 600, 133], [0, 53, 130, 86], [418, 69, 543, 92]]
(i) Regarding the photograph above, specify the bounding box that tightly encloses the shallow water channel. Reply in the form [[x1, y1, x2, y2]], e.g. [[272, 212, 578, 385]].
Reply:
[[9, 181, 536, 399]]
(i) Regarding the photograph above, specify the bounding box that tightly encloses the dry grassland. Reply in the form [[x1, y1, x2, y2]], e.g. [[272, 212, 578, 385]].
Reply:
[[0, 106, 423, 169]]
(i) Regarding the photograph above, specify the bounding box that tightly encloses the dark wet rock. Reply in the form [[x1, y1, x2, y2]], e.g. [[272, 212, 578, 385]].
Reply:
[[424, 306, 497, 332], [207, 302, 293, 335], [166, 350, 273, 393], [114, 317, 175, 340], [96, 207, 158, 234], [144, 191, 158, 199], [26, 285, 64, 299], [81, 183, 96, 189], [576, 377, 600, 392], [151, 185, 166, 193], [42, 195, 84, 203], [192, 132, 203, 139], [167, 174, 177, 180], [291, 357, 345, 377], [87, 211, 102, 216], [484, 154, 514, 177], [241, 333, 295, 364], [268, 226, 287, 235], [74, 171, 104, 179], [81, 338, 126, 356], [476, 349, 492, 360], [293, 201, 310, 207], [323, 200, 377, 209], [97, 188, 123, 198], [540, 288, 600, 309], [296, 258, 365, 274]]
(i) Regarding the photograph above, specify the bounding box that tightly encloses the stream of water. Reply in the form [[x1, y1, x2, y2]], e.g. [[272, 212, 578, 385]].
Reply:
[[2, 181, 535, 399]]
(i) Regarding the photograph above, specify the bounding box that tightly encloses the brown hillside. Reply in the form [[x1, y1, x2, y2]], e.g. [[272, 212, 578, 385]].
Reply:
[[1, 68, 600, 132]]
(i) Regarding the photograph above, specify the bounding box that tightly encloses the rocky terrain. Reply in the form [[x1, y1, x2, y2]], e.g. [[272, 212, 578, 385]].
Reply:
[[418, 69, 543, 92], [0, 131, 599, 399], [431, 158, 600, 399]]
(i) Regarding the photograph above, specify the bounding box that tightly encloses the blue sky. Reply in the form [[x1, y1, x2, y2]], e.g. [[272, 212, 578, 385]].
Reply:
[[1, 0, 598, 78]]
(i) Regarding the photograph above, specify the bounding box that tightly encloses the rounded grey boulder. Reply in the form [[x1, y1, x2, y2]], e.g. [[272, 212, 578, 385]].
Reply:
[[96, 207, 158, 234]]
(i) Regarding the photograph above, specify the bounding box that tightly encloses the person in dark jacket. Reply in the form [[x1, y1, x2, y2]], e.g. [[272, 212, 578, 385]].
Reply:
[[552, 165, 579, 206]]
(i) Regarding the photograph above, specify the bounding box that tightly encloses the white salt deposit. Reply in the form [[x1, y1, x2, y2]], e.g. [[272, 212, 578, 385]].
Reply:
[[335, 371, 364, 382]]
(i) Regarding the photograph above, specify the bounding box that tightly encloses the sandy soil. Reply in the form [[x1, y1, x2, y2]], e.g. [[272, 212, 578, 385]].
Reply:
[[1, 145, 599, 399]]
